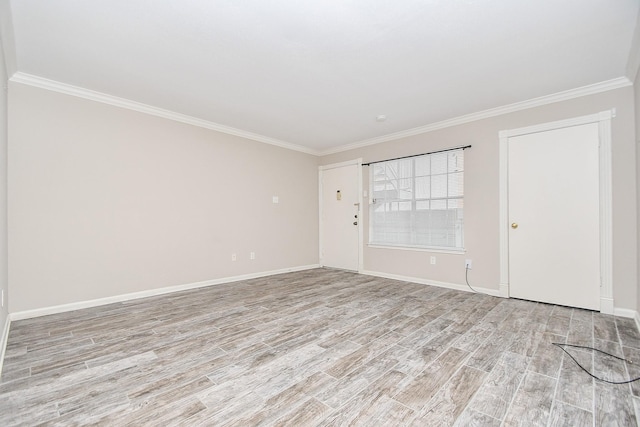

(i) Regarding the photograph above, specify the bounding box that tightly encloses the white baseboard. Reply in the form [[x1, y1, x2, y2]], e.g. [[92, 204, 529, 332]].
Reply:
[[613, 308, 640, 334], [5, 264, 640, 348], [600, 297, 615, 315], [613, 307, 638, 319], [499, 282, 509, 298], [9, 264, 320, 321], [0, 314, 10, 380], [360, 270, 507, 298]]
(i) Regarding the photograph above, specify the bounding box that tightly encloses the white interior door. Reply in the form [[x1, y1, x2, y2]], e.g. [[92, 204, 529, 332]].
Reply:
[[320, 163, 360, 271], [508, 123, 600, 310]]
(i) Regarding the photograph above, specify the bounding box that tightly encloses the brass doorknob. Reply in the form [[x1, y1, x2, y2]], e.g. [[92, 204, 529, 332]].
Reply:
[[511, 223, 518, 229]]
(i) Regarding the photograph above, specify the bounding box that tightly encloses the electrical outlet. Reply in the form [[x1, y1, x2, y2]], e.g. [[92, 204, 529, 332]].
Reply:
[[231, 253, 237, 261], [250, 252, 255, 260], [430, 256, 436, 265], [465, 259, 473, 269]]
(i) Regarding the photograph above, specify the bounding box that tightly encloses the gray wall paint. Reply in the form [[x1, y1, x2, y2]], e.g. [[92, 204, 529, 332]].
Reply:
[[321, 87, 638, 311], [8, 83, 319, 313]]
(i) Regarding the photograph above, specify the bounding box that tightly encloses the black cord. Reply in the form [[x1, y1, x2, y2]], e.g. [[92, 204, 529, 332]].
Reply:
[[552, 342, 640, 384], [464, 268, 638, 383], [465, 266, 479, 293]]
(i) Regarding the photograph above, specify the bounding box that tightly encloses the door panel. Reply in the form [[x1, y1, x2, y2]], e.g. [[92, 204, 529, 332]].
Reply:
[[508, 123, 600, 310], [321, 164, 359, 271]]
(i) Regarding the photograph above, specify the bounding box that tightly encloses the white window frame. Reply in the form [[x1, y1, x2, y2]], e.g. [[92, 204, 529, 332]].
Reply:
[[368, 149, 465, 251]]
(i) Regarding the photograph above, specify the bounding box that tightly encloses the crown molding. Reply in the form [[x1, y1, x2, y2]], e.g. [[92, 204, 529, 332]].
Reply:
[[9, 72, 632, 158], [9, 72, 319, 156], [319, 77, 632, 156]]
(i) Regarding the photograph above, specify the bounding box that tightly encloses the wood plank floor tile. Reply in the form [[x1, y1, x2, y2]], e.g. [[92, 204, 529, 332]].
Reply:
[[393, 356, 466, 411], [502, 371, 556, 426], [624, 346, 640, 398], [594, 314, 620, 342], [412, 365, 486, 426], [316, 345, 410, 409], [555, 347, 593, 410], [0, 268, 638, 426], [545, 315, 571, 336], [452, 325, 492, 353], [324, 331, 403, 379], [595, 381, 638, 426], [593, 338, 629, 383], [273, 397, 330, 427], [453, 408, 501, 427], [549, 400, 593, 427], [365, 396, 415, 427], [507, 329, 545, 357], [617, 317, 640, 350], [467, 351, 528, 420], [567, 318, 593, 347], [316, 371, 409, 426], [465, 329, 514, 373], [527, 332, 566, 378], [633, 396, 640, 425], [227, 371, 334, 427]]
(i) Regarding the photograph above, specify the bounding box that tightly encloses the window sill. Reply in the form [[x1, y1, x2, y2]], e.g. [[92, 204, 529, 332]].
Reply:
[[367, 244, 466, 254]]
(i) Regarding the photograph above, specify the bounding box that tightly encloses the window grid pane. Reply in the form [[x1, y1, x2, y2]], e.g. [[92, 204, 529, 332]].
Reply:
[[369, 149, 464, 250]]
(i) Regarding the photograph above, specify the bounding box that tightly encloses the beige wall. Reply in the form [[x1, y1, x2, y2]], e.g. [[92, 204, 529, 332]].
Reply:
[[8, 83, 319, 313], [636, 71, 640, 315], [0, 23, 8, 328], [5, 80, 638, 315], [321, 87, 638, 311]]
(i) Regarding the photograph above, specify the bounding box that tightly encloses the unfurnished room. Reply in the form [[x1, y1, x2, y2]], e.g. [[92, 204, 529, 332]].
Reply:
[[1, 1, 640, 425]]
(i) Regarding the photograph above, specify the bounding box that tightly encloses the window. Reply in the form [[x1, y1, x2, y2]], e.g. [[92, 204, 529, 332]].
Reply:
[[369, 149, 464, 250]]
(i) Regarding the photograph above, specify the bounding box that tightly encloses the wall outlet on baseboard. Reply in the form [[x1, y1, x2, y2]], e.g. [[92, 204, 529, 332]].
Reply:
[[465, 259, 472, 269]]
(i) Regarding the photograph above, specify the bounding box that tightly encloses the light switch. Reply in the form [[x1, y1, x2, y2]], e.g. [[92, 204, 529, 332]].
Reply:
[[272, 196, 279, 204]]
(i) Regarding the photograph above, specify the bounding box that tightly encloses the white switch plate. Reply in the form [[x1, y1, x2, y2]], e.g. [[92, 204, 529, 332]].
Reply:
[[430, 256, 436, 265], [250, 252, 255, 260], [272, 196, 279, 204], [231, 253, 237, 261]]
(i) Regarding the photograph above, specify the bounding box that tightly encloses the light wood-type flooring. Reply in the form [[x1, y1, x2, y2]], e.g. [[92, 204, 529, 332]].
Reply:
[[2, 268, 640, 426]]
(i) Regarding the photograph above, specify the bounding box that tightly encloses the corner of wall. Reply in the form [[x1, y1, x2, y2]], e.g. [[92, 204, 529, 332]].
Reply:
[[0, 0, 17, 77], [635, 64, 640, 319], [626, 7, 640, 83], [0, 315, 9, 379], [0, 0, 10, 375]]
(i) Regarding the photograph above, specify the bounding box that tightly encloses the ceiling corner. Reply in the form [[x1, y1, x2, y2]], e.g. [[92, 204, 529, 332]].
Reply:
[[626, 7, 640, 83], [0, 0, 18, 78]]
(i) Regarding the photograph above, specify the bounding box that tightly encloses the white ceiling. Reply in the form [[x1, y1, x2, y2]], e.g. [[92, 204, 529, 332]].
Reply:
[[7, 0, 640, 153]]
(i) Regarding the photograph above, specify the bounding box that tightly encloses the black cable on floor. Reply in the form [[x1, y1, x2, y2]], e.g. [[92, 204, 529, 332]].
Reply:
[[552, 342, 640, 384]]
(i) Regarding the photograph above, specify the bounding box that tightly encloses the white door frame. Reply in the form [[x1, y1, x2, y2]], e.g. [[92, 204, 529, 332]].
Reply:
[[498, 110, 614, 313], [319, 159, 363, 272]]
